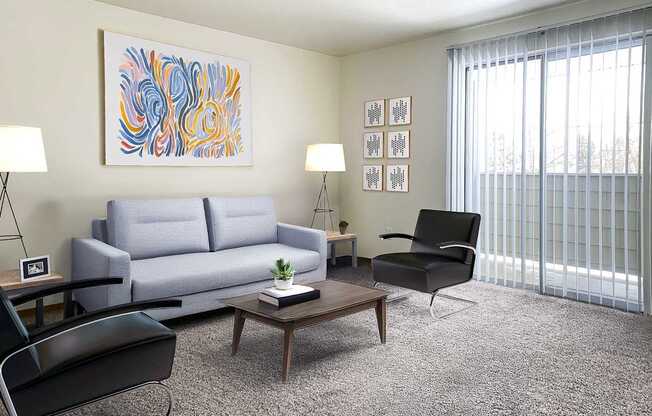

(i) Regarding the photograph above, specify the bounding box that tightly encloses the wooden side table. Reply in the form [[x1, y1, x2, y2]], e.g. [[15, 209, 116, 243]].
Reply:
[[0, 269, 66, 327], [326, 231, 357, 268]]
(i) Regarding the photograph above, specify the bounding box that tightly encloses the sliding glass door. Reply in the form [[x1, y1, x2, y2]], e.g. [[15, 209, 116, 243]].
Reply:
[[447, 9, 652, 313]]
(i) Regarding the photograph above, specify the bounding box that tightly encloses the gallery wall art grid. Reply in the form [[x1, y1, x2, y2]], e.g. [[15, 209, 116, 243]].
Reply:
[[104, 32, 252, 166]]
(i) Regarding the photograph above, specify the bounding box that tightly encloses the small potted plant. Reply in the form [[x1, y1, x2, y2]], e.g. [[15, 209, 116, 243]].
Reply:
[[339, 220, 349, 235], [271, 258, 295, 290]]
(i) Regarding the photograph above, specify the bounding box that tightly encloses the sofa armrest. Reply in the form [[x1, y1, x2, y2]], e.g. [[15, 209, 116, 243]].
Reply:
[[71, 238, 132, 311], [277, 223, 327, 260]]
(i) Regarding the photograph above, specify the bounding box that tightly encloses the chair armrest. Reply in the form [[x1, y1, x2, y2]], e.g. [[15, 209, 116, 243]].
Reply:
[[28, 299, 182, 344], [436, 241, 477, 255], [378, 233, 416, 241], [71, 238, 132, 310], [9, 278, 124, 306], [277, 223, 327, 260]]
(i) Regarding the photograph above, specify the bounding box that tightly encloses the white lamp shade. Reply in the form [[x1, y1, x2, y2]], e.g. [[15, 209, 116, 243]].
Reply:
[[0, 125, 48, 172], [305, 143, 345, 172]]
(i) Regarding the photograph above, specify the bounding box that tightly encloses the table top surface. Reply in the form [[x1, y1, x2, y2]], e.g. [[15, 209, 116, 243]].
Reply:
[[0, 269, 64, 291], [224, 280, 388, 322], [326, 231, 357, 242]]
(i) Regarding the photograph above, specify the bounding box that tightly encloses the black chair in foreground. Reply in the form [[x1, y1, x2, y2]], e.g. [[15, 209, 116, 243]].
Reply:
[[0, 278, 181, 416], [372, 209, 481, 318]]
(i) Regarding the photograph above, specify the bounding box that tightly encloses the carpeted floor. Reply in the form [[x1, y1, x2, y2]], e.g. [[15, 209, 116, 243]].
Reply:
[[11, 259, 652, 415]]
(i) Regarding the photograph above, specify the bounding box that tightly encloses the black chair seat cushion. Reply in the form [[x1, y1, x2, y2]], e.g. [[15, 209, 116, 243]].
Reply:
[[373, 252, 473, 293], [3, 312, 176, 416]]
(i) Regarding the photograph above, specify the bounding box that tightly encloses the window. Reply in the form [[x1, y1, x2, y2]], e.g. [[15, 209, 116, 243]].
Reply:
[[447, 10, 652, 313]]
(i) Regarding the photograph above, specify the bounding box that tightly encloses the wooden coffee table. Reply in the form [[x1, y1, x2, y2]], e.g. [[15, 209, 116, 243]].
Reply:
[[224, 280, 389, 382]]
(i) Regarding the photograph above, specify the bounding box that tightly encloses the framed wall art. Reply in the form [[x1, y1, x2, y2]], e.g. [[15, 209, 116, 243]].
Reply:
[[386, 164, 409, 192], [388, 96, 411, 126], [363, 132, 383, 158], [104, 31, 252, 166], [362, 165, 383, 191], [388, 130, 409, 158], [364, 99, 385, 127], [20, 255, 51, 281]]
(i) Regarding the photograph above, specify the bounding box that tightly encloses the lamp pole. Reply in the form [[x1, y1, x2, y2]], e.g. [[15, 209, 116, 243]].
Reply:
[[0, 172, 28, 257], [310, 171, 335, 231]]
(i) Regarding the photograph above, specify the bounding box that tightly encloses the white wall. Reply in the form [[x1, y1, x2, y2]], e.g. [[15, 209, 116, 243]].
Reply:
[[338, 0, 652, 258], [0, 0, 340, 277]]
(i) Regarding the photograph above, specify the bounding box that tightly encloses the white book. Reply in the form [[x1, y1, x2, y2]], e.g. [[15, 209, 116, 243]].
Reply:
[[261, 285, 314, 298], [258, 294, 281, 306]]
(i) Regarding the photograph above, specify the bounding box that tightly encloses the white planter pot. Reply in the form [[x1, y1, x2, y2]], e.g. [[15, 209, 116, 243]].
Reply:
[[274, 276, 294, 290]]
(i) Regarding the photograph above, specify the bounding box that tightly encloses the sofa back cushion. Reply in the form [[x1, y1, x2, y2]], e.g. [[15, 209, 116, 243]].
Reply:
[[91, 218, 108, 243], [204, 196, 278, 251], [107, 198, 210, 260]]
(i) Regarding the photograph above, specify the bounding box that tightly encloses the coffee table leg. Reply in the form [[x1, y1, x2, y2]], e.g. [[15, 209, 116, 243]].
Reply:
[[352, 239, 358, 268], [232, 309, 246, 356], [375, 298, 386, 344], [282, 326, 294, 382]]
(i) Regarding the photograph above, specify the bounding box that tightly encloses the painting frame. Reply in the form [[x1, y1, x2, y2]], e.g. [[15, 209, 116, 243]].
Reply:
[[388, 96, 412, 126], [363, 132, 384, 159], [20, 255, 51, 282], [386, 164, 409, 192], [103, 31, 253, 166], [387, 130, 410, 158], [362, 165, 383, 192], [364, 99, 385, 128]]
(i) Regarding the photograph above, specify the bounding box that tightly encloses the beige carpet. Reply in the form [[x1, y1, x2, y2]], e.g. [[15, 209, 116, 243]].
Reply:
[[6, 263, 652, 416]]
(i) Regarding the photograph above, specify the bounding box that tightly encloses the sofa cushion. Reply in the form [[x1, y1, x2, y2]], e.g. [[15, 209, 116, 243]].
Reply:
[[204, 196, 278, 251], [107, 198, 209, 260], [130, 243, 321, 301]]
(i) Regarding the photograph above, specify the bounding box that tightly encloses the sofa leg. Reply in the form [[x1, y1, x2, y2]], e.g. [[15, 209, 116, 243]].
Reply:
[[429, 291, 476, 319]]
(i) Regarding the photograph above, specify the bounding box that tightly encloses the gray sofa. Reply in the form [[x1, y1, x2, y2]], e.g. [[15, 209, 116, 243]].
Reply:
[[71, 196, 327, 320]]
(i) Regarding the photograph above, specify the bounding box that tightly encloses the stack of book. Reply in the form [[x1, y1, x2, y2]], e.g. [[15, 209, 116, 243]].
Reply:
[[258, 285, 320, 308]]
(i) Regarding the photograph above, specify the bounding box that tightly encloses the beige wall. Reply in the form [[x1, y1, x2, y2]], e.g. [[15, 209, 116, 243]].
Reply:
[[0, 0, 340, 276], [2, 0, 649, 278], [338, 0, 652, 259]]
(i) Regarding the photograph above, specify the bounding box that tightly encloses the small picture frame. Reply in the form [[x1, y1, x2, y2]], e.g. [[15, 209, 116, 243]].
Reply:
[[20, 256, 51, 281], [363, 132, 384, 158], [388, 96, 411, 126], [362, 165, 383, 191], [386, 165, 409, 192], [388, 130, 410, 158], [364, 99, 385, 127]]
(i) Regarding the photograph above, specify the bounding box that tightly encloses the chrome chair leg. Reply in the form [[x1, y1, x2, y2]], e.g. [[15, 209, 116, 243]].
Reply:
[[429, 291, 477, 319], [159, 381, 174, 416], [373, 281, 410, 302], [48, 380, 174, 416]]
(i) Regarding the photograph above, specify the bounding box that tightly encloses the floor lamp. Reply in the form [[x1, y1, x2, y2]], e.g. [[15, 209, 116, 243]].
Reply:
[[305, 144, 345, 231], [0, 125, 48, 258]]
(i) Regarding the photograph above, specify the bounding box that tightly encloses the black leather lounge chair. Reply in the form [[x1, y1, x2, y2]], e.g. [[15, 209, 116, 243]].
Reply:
[[372, 209, 481, 317], [0, 278, 181, 416]]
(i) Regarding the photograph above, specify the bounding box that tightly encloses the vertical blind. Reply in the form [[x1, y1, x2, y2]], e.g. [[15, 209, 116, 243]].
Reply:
[[446, 7, 652, 314]]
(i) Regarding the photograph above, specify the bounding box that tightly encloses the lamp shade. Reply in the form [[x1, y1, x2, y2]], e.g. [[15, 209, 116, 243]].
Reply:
[[0, 125, 47, 172], [305, 144, 345, 172]]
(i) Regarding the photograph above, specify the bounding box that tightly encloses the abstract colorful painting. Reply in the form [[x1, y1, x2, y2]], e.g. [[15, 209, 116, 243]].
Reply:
[[104, 32, 252, 166]]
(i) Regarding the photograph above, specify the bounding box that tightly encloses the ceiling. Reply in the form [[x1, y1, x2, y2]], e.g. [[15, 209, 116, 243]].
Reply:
[[96, 0, 578, 56]]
